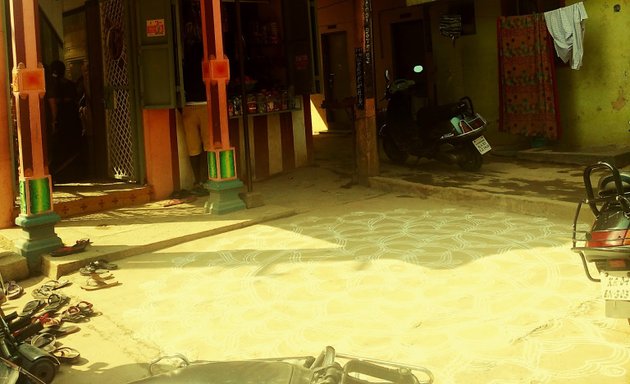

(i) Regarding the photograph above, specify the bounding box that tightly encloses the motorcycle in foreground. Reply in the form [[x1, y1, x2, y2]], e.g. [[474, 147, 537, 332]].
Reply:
[[572, 161, 630, 323], [379, 66, 491, 171], [128, 346, 434, 384]]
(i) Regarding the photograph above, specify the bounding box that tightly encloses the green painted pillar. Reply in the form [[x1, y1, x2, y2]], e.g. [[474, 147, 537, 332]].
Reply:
[[199, 0, 245, 214], [204, 148, 245, 214], [10, 0, 63, 273]]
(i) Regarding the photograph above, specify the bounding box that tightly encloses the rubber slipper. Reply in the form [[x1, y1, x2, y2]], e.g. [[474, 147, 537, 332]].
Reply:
[[163, 196, 196, 207], [81, 278, 120, 291], [50, 239, 91, 257], [5, 281, 23, 300], [79, 266, 109, 276], [76, 301, 94, 315], [18, 299, 45, 317], [40, 317, 62, 328], [89, 271, 114, 280], [60, 307, 90, 323], [40, 293, 69, 314], [52, 346, 81, 364], [45, 324, 80, 338], [41, 279, 71, 290], [30, 332, 57, 352], [31, 285, 54, 299], [92, 259, 118, 270]]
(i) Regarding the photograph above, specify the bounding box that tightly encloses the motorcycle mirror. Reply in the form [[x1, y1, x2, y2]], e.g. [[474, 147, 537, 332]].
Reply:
[[413, 65, 424, 73]]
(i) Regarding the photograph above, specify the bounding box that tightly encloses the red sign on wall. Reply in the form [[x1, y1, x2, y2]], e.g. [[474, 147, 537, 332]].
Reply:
[[146, 19, 166, 37]]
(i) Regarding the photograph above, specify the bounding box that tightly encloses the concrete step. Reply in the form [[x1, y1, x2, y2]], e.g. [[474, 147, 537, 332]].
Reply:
[[516, 147, 630, 167], [0, 250, 29, 282]]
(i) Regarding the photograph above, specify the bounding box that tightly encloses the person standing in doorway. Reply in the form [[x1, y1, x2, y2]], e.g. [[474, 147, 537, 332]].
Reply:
[[46, 60, 83, 182], [182, 20, 210, 196]]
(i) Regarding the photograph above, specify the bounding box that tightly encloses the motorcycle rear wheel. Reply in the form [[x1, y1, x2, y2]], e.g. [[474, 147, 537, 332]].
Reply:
[[457, 143, 483, 171], [381, 136, 409, 164]]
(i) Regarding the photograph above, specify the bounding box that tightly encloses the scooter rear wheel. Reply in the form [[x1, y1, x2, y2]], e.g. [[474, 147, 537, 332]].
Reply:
[[457, 143, 483, 171], [381, 136, 409, 164]]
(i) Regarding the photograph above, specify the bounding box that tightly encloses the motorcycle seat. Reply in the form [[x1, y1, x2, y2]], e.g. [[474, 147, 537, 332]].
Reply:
[[597, 173, 630, 196]]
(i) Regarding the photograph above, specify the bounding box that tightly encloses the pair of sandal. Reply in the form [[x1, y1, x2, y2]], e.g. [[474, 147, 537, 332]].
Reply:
[[80, 261, 121, 290], [60, 301, 99, 323], [50, 239, 91, 257], [79, 259, 118, 276], [0, 273, 24, 300], [22, 293, 70, 318], [30, 333, 80, 364], [31, 279, 71, 299]]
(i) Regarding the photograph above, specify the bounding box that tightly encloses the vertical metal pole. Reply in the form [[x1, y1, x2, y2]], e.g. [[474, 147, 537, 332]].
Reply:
[[235, 0, 253, 192]]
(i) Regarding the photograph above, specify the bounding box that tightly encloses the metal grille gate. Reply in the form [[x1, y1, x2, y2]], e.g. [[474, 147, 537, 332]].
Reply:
[[100, 0, 136, 181]]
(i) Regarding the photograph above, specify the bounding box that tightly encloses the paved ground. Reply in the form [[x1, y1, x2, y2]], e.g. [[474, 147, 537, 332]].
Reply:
[[1, 132, 629, 383], [4, 172, 629, 384]]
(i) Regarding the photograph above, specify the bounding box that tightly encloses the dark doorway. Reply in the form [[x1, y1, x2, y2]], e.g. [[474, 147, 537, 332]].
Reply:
[[391, 19, 428, 99], [321, 31, 353, 131]]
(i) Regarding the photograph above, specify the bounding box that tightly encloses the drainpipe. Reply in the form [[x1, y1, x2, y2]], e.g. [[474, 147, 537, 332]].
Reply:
[[9, 0, 63, 274], [0, 3, 15, 229]]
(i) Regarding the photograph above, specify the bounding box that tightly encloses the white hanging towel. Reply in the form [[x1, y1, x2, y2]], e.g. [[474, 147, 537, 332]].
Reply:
[[544, 2, 588, 69]]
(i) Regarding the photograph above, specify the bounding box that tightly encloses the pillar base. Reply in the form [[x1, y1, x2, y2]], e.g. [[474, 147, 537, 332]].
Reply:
[[14, 212, 63, 274], [204, 179, 246, 215]]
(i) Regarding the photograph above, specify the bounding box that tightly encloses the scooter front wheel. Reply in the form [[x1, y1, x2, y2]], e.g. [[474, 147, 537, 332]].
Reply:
[[381, 136, 409, 164], [457, 142, 483, 171]]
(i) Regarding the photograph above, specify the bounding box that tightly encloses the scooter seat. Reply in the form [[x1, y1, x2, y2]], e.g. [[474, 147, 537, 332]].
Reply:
[[597, 173, 630, 196], [416, 102, 465, 129]]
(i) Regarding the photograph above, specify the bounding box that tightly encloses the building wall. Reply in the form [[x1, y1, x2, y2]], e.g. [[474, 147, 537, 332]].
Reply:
[[432, 0, 629, 149], [320, 0, 628, 150], [555, 0, 630, 149]]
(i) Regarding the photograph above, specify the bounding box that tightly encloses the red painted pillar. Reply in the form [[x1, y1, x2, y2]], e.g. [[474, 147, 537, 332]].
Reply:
[[9, 0, 62, 273], [198, 0, 245, 214], [0, 5, 15, 229]]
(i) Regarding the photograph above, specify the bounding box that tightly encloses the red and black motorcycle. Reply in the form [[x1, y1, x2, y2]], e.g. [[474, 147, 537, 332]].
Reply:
[[572, 161, 630, 323]]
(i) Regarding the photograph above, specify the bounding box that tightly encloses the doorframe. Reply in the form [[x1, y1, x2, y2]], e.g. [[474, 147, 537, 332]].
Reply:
[[319, 26, 355, 131]]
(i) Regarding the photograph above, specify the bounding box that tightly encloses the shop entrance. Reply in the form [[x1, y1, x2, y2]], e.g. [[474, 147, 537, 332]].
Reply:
[[36, 0, 139, 186], [321, 31, 353, 131], [98, 0, 138, 182]]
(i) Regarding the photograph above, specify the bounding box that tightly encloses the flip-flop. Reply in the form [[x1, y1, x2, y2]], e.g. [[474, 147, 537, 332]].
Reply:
[[41, 279, 71, 290], [5, 281, 23, 300], [50, 239, 91, 257], [60, 307, 90, 323], [79, 266, 109, 276], [30, 332, 57, 352], [92, 259, 118, 270], [44, 324, 80, 338], [18, 299, 45, 317], [81, 278, 120, 291], [32, 286, 54, 299], [163, 196, 196, 207], [89, 271, 114, 280], [52, 346, 81, 364], [39, 293, 69, 314]]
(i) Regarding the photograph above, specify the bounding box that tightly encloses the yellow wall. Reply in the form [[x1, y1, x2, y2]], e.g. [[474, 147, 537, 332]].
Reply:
[[555, 0, 630, 149], [432, 0, 630, 149]]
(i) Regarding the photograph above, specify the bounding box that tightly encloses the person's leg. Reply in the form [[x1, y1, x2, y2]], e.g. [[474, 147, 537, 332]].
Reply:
[[182, 106, 203, 185], [197, 104, 210, 183]]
